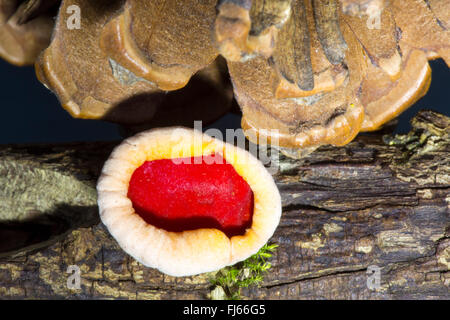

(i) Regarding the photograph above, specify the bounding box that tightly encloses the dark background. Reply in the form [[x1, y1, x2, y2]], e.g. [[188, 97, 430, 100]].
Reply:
[[0, 58, 448, 144]]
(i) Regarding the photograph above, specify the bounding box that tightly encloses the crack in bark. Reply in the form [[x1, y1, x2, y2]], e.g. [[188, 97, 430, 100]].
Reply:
[[262, 265, 369, 289]]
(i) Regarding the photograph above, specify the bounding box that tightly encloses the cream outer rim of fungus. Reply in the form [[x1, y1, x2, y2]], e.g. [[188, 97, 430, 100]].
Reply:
[[96, 127, 282, 277]]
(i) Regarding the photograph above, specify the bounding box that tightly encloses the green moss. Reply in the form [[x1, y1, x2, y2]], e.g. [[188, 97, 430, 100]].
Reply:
[[209, 243, 278, 300]]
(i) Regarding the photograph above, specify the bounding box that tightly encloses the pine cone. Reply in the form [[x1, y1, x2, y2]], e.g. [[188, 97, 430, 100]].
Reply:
[[1, 0, 448, 153]]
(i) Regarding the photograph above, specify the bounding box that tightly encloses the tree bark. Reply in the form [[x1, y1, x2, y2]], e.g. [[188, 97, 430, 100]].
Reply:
[[0, 110, 448, 299]]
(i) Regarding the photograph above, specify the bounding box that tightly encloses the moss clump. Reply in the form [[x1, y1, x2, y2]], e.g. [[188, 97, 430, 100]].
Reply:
[[209, 243, 278, 300]]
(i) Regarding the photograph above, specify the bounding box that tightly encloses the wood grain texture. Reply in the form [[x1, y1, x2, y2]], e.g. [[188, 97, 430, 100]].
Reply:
[[0, 110, 448, 299]]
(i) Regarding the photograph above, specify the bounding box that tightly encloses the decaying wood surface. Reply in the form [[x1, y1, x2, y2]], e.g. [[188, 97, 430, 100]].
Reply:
[[0, 110, 448, 299]]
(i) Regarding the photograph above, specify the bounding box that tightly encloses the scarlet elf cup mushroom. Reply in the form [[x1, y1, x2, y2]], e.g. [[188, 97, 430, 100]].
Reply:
[[97, 127, 281, 277]]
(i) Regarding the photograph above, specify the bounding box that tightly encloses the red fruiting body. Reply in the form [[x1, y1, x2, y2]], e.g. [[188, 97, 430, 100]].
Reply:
[[127, 154, 254, 237]]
